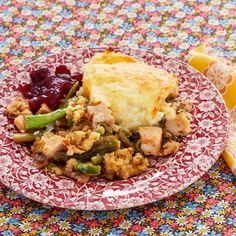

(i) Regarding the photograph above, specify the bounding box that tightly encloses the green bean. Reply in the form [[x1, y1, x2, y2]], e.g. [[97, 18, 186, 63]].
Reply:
[[98, 123, 113, 134], [53, 139, 120, 162], [117, 129, 133, 147], [134, 140, 141, 152], [59, 82, 79, 109], [96, 124, 105, 135], [13, 133, 36, 143], [91, 155, 104, 165], [25, 108, 66, 130], [162, 131, 175, 145], [53, 152, 70, 162], [73, 139, 120, 161], [74, 162, 101, 176], [117, 129, 141, 152], [66, 81, 79, 100]]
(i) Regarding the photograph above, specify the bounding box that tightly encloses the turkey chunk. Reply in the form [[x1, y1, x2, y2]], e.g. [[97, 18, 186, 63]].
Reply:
[[87, 103, 115, 128], [138, 127, 162, 156], [41, 135, 65, 158], [165, 113, 191, 136]]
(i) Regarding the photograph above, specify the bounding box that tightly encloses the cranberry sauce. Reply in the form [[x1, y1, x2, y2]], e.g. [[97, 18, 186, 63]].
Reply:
[[19, 65, 83, 113]]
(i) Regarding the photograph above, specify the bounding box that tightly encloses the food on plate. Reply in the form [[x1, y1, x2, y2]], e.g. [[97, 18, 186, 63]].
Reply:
[[7, 50, 192, 183], [83, 51, 178, 130]]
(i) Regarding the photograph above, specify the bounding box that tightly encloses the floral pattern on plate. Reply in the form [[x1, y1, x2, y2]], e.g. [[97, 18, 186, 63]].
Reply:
[[0, 47, 229, 210]]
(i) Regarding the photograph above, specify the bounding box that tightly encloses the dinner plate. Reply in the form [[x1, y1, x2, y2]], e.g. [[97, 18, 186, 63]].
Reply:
[[0, 47, 229, 210]]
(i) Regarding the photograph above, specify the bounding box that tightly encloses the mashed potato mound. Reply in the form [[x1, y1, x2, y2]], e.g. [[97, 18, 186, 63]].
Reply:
[[83, 51, 178, 131]]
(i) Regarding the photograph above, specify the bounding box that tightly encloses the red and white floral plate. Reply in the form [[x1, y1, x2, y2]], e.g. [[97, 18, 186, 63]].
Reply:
[[0, 47, 229, 210]]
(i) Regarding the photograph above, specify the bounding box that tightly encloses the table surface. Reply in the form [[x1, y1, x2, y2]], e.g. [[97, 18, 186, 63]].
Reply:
[[0, 1, 236, 235]]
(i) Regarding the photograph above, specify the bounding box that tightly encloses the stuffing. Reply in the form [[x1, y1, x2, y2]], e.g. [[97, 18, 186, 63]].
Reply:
[[104, 147, 149, 180], [64, 158, 78, 176], [9, 52, 192, 182], [66, 96, 87, 124], [63, 131, 86, 155], [7, 96, 32, 117], [70, 124, 91, 132], [80, 131, 101, 151], [63, 130, 100, 156], [162, 141, 181, 156], [47, 165, 64, 175], [31, 137, 44, 154], [7, 97, 33, 133], [138, 127, 162, 156]]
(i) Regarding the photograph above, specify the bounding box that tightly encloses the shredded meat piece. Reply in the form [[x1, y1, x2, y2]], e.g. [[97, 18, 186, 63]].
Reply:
[[7, 96, 32, 117], [165, 113, 191, 136], [104, 148, 149, 180], [87, 102, 115, 128], [31, 133, 65, 168], [162, 141, 181, 156], [41, 135, 65, 158], [63, 130, 100, 156], [139, 127, 162, 156]]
